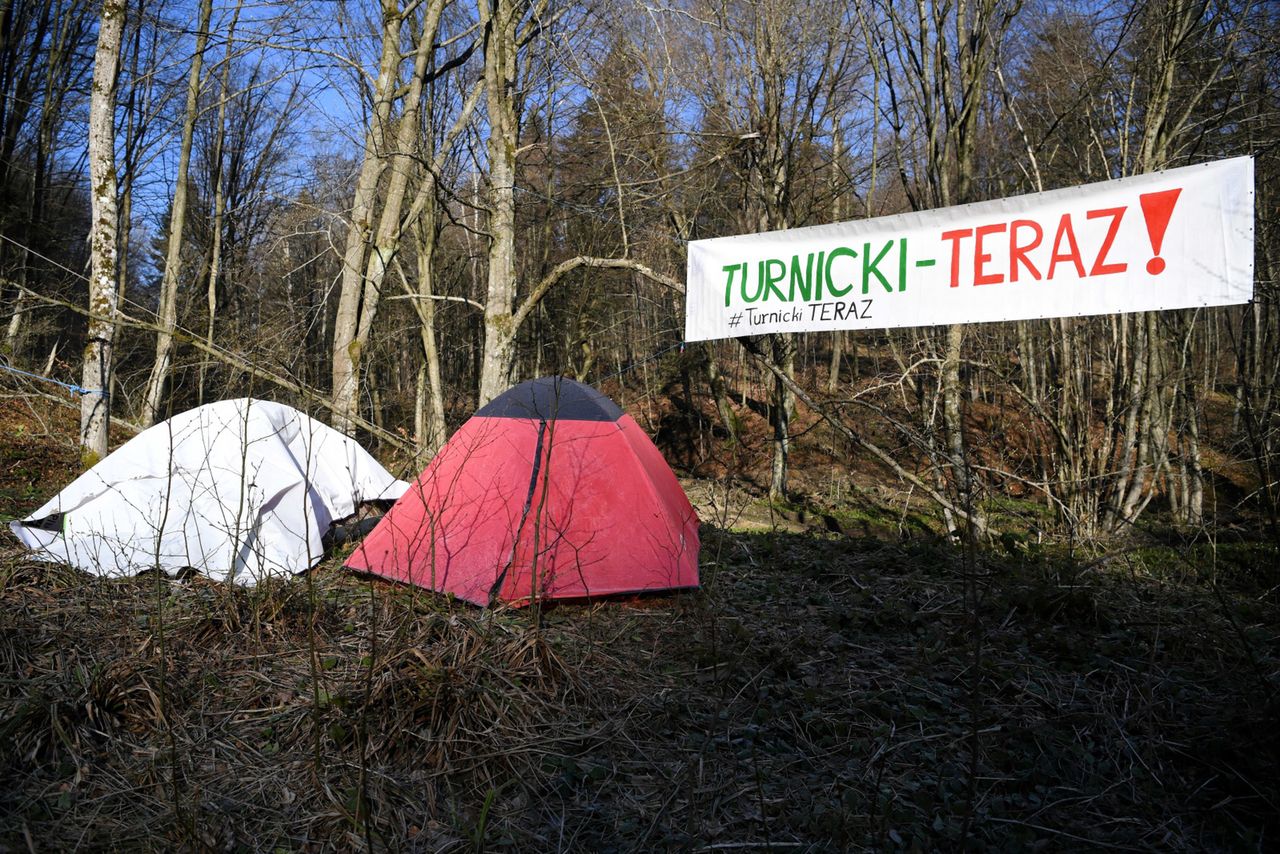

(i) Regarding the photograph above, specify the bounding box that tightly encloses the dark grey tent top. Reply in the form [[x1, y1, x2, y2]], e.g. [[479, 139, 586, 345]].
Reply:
[[475, 377, 623, 422]]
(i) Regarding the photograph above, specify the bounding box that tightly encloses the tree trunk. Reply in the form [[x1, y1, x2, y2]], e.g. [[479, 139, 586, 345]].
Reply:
[[80, 0, 124, 459], [827, 134, 844, 394], [141, 0, 212, 426], [332, 0, 447, 430], [5, 0, 81, 358], [413, 211, 446, 463], [1117, 313, 1158, 526], [942, 322, 979, 535], [330, 0, 405, 431], [476, 0, 522, 406], [199, 0, 240, 404], [769, 332, 793, 499], [706, 344, 737, 442]]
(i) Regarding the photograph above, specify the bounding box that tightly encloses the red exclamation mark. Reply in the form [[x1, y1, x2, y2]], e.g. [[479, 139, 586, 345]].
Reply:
[[1139, 188, 1181, 275]]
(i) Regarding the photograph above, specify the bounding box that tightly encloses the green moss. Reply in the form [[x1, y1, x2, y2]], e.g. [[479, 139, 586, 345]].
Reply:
[[487, 313, 515, 338], [828, 503, 897, 527]]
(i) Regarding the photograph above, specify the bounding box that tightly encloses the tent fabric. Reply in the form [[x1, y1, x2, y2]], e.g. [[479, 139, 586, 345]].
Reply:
[[9, 399, 409, 583], [345, 377, 699, 605], [473, 375, 623, 421]]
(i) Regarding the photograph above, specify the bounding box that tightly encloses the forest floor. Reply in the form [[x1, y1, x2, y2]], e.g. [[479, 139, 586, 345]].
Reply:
[[0, 392, 1278, 852]]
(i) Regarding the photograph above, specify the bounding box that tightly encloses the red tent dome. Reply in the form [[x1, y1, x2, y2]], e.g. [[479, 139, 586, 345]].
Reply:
[[345, 377, 699, 605]]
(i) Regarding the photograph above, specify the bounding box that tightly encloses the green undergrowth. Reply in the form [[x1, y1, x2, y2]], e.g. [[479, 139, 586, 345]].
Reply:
[[980, 494, 1056, 533], [757, 492, 938, 538], [759, 489, 1061, 543]]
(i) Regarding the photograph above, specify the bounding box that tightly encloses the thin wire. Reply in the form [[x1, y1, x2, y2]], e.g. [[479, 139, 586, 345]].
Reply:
[[512, 184, 693, 245], [598, 339, 686, 384], [0, 233, 162, 322], [0, 233, 90, 284], [0, 233, 272, 372]]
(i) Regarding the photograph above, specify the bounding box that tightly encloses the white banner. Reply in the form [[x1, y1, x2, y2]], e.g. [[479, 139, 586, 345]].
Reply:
[[685, 157, 1254, 341]]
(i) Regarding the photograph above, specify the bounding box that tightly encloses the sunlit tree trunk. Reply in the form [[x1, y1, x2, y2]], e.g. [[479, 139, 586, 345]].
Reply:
[[80, 0, 124, 459], [412, 205, 446, 462], [827, 133, 844, 394], [1105, 0, 1245, 531], [476, 0, 523, 405], [140, 0, 211, 425], [330, 0, 405, 431], [198, 0, 240, 405], [332, 0, 447, 430], [880, 0, 1012, 535]]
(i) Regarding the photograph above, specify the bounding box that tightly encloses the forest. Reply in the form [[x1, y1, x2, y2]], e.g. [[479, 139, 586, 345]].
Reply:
[[0, 0, 1278, 849]]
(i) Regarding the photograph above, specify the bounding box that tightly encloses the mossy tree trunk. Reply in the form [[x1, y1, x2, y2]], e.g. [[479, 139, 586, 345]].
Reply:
[[80, 0, 124, 458]]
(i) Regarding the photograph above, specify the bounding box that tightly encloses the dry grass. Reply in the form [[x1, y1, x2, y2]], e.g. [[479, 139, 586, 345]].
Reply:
[[1, 393, 1277, 851], [0, 553, 580, 851], [1, 526, 1277, 852]]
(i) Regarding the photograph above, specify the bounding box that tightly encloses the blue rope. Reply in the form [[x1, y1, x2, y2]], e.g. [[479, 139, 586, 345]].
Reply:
[[0, 360, 106, 397]]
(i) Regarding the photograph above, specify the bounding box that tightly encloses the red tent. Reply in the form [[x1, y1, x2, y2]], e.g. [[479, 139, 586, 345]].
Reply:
[[346, 377, 699, 605]]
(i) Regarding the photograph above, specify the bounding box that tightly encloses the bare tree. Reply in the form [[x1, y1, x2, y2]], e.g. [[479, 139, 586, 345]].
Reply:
[[474, 0, 545, 405], [1, 0, 94, 359], [329, 0, 455, 433], [876, 0, 1021, 532], [140, 0, 213, 426], [667, 0, 867, 496]]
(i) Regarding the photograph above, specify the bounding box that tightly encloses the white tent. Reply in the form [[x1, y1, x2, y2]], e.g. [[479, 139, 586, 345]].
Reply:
[[9, 399, 409, 583]]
